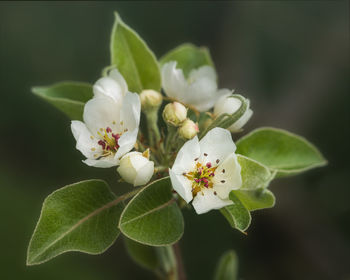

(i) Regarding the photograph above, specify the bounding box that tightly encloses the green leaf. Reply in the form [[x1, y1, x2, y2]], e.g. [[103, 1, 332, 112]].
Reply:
[[236, 127, 327, 177], [119, 177, 184, 246], [32, 82, 93, 121], [214, 250, 239, 280], [27, 180, 123, 265], [237, 154, 271, 190], [220, 192, 251, 232], [124, 237, 159, 271], [159, 43, 214, 77], [110, 12, 161, 93], [233, 189, 275, 211]]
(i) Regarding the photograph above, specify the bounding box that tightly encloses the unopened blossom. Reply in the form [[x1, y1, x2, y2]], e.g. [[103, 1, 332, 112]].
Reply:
[[162, 101, 187, 126], [169, 127, 242, 214], [140, 89, 163, 111], [71, 69, 141, 168], [161, 61, 225, 112], [178, 119, 199, 140], [214, 90, 253, 132], [117, 150, 154, 186]]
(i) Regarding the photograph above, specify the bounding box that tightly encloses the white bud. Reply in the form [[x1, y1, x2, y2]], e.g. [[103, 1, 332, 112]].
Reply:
[[214, 94, 253, 132], [162, 102, 187, 126], [117, 151, 154, 186], [178, 119, 199, 139], [140, 89, 163, 111]]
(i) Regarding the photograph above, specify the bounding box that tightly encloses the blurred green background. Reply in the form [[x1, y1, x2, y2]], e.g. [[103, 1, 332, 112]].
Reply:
[[0, 1, 349, 279]]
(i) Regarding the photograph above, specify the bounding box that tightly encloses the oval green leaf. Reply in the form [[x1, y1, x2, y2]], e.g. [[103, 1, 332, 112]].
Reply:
[[236, 127, 327, 177], [119, 177, 184, 246], [233, 189, 275, 211], [110, 12, 161, 93], [27, 179, 123, 265], [159, 43, 214, 77], [214, 250, 239, 280], [237, 154, 271, 190], [220, 192, 251, 232], [32, 81, 93, 121]]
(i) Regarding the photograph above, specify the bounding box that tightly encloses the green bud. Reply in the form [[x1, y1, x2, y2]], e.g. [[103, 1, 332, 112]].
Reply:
[[162, 102, 187, 127], [178, 119, 199, 139], [140, 89, 163, 111]]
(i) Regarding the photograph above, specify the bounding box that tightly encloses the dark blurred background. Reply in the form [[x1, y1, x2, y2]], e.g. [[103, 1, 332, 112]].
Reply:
[[0, 1, 349, 279]]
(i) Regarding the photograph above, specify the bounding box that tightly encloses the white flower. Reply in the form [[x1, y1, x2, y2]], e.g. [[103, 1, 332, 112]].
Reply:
[[117, 151, 154, 186], [169, 127, 242, 214], [71, 69, 141, 168], [161, 61, 225, 112], [214, 90, 253, 132]]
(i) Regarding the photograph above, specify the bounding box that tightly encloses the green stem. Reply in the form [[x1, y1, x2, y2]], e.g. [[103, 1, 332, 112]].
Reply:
[[145, 110, 161, 147], [157, 246, 178, 280]]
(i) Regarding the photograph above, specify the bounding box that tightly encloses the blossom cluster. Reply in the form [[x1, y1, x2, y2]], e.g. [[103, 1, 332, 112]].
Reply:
[[71, 63, 252, 214]]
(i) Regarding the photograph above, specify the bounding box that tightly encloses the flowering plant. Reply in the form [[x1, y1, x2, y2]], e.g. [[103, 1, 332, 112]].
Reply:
[[27, 12, 326, 279]]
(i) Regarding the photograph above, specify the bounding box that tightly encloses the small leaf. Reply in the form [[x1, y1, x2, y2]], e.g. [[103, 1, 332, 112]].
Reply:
[[220, 192, 251, 232], [214, 250, 239, 280], [119, 177, 184, 246], [124, 237, 159, 271], [236, 127, 327, 177], [110, 12, 161, 93], [159, 43, 214, 77], [233, 189, 275, 211], [237, 154, 271, 190], [32, 82, 93, 121], [27, 180, 123, 265]]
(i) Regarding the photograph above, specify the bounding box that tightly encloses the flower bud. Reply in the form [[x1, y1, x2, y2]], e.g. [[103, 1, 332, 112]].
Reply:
[[140, 89, 163, 111], [117, 150, 154, 186], [162, 102, 187, 126], [178, 119, 199, 139], [214, 94, 253, 132]]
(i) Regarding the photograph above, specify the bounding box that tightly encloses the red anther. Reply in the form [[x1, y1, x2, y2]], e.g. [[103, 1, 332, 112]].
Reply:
[[209, 172, 215, 177], [206, 162, 212, 168], [106, 127, 112, 133], [98, 140, 106, 149], [106, 146, 110, 150], [204, 183, 209, 188], [194, 178, 200, 183], [203, 178, 208, 183], [112, 133, 120, 141]]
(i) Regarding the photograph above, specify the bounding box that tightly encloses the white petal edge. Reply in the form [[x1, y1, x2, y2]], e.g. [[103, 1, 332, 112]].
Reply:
[[213, 153, 242, 199], [169, 168, 193, 203], [199, 127, 236, 166], [192, 188, 233, 214], [172, 136, 200, 175], [134, 161, 154, 186]]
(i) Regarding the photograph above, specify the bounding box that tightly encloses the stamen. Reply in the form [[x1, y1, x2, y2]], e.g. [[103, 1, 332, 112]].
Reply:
[[90, 136, 94, 140], [206, 162, 212, 168], [112, 120, 116, 125], [204, 153, 208, 156], [91, 147, 96, 151], [216, 159, 220, 164], [214, 191, 217, 195], [221, 180, 225, 183], [106, 127, 112, 133], [194, 157, 198, 161]]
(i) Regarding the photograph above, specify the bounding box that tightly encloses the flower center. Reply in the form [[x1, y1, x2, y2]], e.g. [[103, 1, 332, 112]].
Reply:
[[184, 161, 217, 197]]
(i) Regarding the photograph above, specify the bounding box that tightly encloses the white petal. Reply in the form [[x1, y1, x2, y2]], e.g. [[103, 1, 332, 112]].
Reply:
[[93, 76, 124, 103], [71, 121, 102, 158], [172, 136, 200, 175], [109, 69, 128, 95], [213, 153, 242, 199], [84, 157, 118, 168], [169, 168, 193, 203], [114, 128, 138, 160], [161, 61, 187, 101], [213, 90, 236, 116], [192, 188, 232, 214], [134, 161, 154, 186], [185, 77, 217, 112], [83, 96, 121, 136], [188, 65, 217, 82], [199, 127, 236, 166], [120, 92, 141, 131], [229, 108, 253, 132]]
